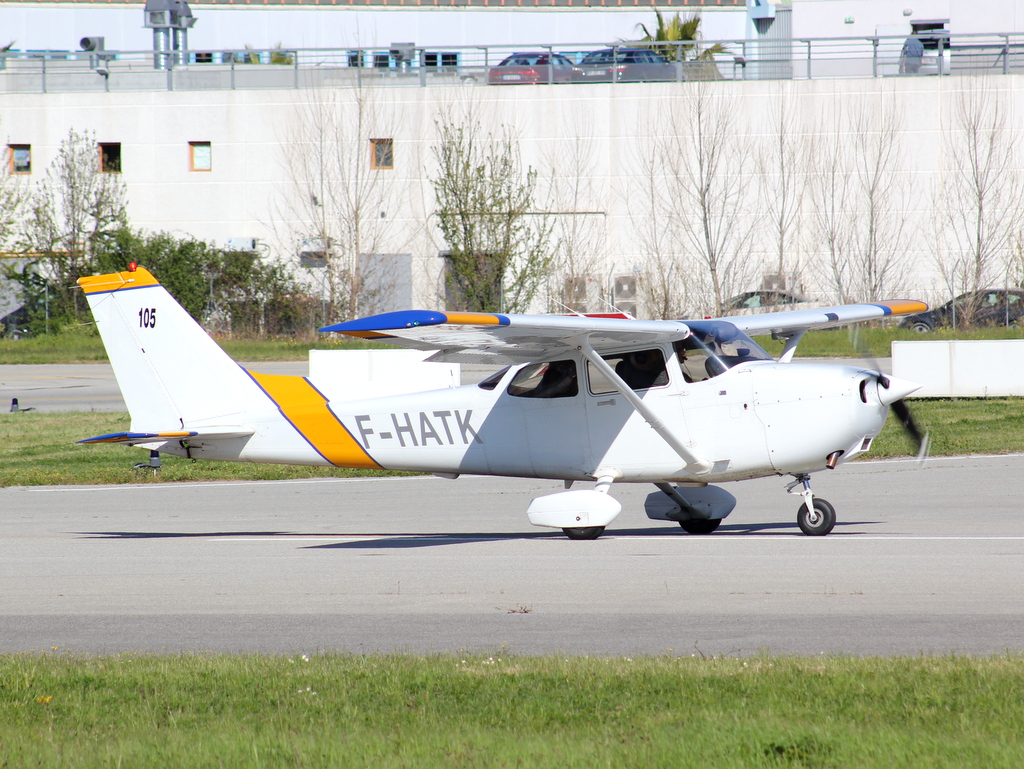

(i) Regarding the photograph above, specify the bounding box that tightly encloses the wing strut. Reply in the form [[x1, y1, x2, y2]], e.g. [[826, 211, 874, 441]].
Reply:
[[578, 338, 711, 476]]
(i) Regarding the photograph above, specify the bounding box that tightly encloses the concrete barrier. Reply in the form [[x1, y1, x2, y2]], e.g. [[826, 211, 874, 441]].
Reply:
[[891, 340, 1024, 397], [307, 349, 460, 403]]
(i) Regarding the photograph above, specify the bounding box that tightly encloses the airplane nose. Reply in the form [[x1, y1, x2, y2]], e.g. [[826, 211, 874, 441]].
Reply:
[[876, 375, 922, 406]]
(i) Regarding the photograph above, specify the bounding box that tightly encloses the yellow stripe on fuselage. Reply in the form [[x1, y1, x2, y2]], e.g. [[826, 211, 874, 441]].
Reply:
[[246, 371, 382, 470]]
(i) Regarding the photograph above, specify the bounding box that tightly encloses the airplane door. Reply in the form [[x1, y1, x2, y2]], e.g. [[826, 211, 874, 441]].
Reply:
[[583, 348, 688, 477], [487, 359, 588, 477], [674, 367, 772, 478]]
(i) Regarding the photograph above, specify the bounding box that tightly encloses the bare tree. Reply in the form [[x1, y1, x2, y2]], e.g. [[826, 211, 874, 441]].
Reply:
[[541, 121, 607, 313], [755, 88, 806, 299], [846, 95, 912, 302], [630, 118, 694, 320], [279, 86, 402, 324], [431, 112, 553, 314], [806, 95, 911, 304], [0, 142, 23, 251], [936, 83, 1023, 323], [659, 82, 758, 316], [18, 127, 128, 321], [806, 102, 856, 303]]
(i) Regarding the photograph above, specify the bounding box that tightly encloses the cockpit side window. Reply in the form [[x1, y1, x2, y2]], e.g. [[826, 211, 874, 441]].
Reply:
[[478, 366, 511, 391], [507, 360, 579, 398], [675, 321, 773, 381], [587, 348, 669, 394]]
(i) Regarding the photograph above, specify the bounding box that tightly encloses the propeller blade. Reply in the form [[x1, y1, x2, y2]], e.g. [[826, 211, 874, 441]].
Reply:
[[848, 326, 929, 461], [891, 398, 930, 460]]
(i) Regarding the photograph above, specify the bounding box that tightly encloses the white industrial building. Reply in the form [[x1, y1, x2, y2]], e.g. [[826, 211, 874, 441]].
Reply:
[[2, 0, 1024, 318]]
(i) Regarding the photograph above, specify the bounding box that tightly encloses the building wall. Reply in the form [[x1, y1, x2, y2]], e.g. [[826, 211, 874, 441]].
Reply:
[[0, 3, 747, 52], [3, 74, 1023, 315]]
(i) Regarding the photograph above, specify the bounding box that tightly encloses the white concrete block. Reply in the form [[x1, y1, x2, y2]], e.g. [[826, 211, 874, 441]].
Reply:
[[891, 340, 1024, 397], [308, 349, 460, 403]]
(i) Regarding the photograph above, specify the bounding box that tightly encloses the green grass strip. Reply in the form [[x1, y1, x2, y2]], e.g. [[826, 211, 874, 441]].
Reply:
[[0, 333, 390, 364], [1, 398, 1023, 486], [2, 653, 1023, 767], [0, 412, 409, 486], [8, 397, 1024, 487]]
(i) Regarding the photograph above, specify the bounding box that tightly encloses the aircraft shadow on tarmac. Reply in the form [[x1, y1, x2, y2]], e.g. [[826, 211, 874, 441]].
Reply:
[[78, 521, 880, 549]]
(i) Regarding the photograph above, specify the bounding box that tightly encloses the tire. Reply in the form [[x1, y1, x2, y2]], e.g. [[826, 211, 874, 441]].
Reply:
[[562, 526, 604, 540], [909, 321, 932, 333], [679, 519, 721, 534], [797, 499, 836, 536]]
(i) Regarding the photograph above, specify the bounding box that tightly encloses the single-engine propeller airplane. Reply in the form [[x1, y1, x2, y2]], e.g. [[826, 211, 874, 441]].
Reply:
[[77, 265, 928, 539]]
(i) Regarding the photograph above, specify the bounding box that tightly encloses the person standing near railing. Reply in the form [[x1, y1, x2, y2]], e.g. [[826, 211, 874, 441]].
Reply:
[[900, 35, 923, 74]]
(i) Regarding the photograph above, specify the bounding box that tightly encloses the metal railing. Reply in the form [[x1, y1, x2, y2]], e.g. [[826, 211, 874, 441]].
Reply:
[[2, 32, 1023, 94]]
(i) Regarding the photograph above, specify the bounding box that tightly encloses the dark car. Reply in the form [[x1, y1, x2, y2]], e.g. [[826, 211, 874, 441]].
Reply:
[[487, 53, 575, 85], [571, 48, 680, 83], [899, 289, 1024, 331]]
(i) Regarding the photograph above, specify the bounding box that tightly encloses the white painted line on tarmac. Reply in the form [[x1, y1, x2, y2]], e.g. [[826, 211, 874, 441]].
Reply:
[[16, 475, 444, 492], [204, 534, 1024, 543]]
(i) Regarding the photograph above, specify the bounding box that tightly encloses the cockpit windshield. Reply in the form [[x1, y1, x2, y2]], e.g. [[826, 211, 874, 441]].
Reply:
[[674, 320, 774, 382]]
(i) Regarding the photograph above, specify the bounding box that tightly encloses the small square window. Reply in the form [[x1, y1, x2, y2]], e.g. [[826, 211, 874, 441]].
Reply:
[[9, 145, 30, 174], [371, 138, 394, 170], [99, 142, 121, 173], [189, 141, 212, 171]]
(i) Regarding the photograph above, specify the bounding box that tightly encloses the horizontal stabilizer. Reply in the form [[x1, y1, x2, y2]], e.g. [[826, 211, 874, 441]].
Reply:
[[78, 427, 255, 446]]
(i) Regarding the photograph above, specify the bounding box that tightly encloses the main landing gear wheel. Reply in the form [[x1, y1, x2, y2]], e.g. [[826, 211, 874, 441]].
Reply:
[[679, 519, 721, 534], [562, 526, 605, 540], [797, 498, 836, 536]]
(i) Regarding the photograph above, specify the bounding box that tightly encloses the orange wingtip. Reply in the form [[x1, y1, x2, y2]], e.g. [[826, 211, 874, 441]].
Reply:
[[78, 268, 161, 295], [442, 312, 506, 326], [877, 300, 929, 315]]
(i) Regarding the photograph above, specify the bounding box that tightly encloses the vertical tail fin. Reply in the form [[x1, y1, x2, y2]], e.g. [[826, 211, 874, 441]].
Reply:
[[78, 267, 269, 430]]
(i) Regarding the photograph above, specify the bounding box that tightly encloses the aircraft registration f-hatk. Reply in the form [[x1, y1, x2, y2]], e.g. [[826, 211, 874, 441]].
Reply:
[[77, 265, 928, 540]]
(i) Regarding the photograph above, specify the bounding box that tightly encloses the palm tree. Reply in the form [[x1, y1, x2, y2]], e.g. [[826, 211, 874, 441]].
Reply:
[[632, 10, 729, 79]]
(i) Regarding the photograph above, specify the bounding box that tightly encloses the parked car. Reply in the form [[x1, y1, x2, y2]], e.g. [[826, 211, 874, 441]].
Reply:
[[900, 289, 1024, 331], [487, 53, 575, 85], [571, 48, 680, 83], [725, 290, 815, 314]]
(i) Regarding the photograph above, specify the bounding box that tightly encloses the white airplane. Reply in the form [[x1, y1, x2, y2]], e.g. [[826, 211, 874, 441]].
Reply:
[[78, 265, 927, 540]]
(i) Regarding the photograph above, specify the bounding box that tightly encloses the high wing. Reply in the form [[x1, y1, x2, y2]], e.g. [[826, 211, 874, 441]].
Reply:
[[722, 300, 928, 337], [321, 310, 692, 365], [321, 301, 929, 364]]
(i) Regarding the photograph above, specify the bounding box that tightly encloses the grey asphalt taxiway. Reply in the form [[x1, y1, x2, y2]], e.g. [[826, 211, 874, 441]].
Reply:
[[3, 454, 1024, 656]]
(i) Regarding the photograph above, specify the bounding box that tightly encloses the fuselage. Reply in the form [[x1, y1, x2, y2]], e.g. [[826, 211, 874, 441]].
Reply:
[[171, 353, 893, 486]]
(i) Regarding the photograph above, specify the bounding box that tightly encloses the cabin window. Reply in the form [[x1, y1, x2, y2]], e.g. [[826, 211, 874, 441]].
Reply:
[[588, 348, 668, 395], [507, 360, 578, 399], [675, 320, 774, 382], [477, 366, 510, 391]]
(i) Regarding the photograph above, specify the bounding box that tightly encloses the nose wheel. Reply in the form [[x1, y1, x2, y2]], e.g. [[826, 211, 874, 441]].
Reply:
[[797, 498, 836, 536], [787, 474, 837, 536]]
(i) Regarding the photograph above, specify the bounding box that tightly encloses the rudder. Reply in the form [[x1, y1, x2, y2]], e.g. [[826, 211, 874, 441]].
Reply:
[[79, 267, 271, 431]]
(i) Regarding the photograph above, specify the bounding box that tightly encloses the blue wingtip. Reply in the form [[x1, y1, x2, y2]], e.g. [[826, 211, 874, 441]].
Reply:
[[320, 310, 448, 333]]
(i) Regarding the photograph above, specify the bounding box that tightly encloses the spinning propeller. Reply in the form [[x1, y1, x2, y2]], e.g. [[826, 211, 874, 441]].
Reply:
[[850, 328, 930, 461]]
